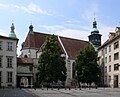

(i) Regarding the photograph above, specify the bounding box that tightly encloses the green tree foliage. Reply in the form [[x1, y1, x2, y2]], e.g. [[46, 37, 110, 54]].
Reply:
[[37, 35, 66, 84], [75, 44, 101, 85]]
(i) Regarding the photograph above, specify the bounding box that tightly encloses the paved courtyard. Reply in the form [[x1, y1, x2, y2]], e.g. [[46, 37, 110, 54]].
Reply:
[[26, 88, 120, 97], [0, 88, 35, 97]]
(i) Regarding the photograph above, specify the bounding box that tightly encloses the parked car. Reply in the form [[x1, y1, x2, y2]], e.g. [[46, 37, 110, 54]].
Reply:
[[49, 82, 64, 88]]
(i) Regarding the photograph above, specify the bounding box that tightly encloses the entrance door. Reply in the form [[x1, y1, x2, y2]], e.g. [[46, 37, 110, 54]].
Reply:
[[114, 75, 118, 88], [20, 77, 28, 87]]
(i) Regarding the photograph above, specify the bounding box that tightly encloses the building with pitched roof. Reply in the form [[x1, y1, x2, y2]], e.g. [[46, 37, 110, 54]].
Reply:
[[98, 27, 120, 88], [0, 23, 18, 87], [18, 24, 89, 87]]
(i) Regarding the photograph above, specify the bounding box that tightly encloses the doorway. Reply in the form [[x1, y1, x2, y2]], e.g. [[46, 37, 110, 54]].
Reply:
[[20, 77, 28, 87], [114, 75, 118, 88]]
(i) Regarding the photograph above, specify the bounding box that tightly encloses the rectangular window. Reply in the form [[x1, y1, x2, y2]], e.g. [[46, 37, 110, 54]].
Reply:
[[105, 57, 107, 63], [7, 56, 13, 68], [109, 55, 111, 62], [7, 72, 12, 83], [105, 66, 107, 73], [109, 76, 111, 82], [0, 41, 2, 50], [114, 63, 119, 71], [114, 41, 119, 49], [7, 42, 13, 51], [109, 45, 111, 52], [101, 49, 104, 55], [114, 52, 119, 60], [105, 75, 107, 82], [0, 56, 2, 67], [109, 65, 111, 72], [105, 47, 107, 54], [0, 71, 1, 82]]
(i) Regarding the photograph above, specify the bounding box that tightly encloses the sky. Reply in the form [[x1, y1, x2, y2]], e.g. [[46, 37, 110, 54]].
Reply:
[[0, 0, 120, 55]]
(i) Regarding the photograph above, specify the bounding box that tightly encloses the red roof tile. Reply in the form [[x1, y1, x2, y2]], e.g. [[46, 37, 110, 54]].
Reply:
[[60, 36, 89, 59], [22, 32, 89, 59]]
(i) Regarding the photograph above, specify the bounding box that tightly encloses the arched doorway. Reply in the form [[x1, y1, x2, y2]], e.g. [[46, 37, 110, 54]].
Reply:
[[20, 77, 28, 87]]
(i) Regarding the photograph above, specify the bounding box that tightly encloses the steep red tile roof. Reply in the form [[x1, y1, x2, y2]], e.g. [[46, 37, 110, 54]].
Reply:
[[22, 32, 89, 59], [60, 36, 89, 59], [17, 57, 33, 64], [22, 32, 49, 49]]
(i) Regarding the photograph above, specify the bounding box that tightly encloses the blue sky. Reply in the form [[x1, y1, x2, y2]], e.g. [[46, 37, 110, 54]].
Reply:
[[0, 0, 119, 55]]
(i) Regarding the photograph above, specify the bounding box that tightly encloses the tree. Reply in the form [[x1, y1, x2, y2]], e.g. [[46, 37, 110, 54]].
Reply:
[[75, 44, 101, 85], [37, 35, 66, 85]]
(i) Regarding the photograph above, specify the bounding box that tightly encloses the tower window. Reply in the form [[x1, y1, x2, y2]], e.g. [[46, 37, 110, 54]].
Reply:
[[7, 42, 13, 51]]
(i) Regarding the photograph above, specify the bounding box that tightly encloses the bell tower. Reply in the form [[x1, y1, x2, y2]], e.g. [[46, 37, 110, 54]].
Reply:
[[88, 18, 102, 50]]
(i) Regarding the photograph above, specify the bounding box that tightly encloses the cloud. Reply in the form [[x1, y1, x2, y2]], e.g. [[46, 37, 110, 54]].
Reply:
[[0, 29, 8, 37], [38, 23, 115, 44], [99, 24, 115, 43], [0, 3, 54, 15], [38, 24, 89, 41]]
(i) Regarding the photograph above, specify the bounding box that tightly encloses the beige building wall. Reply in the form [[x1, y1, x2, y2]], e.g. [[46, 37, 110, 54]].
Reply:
[[0, 38, 17, 87], [98, 35, 120, 88]]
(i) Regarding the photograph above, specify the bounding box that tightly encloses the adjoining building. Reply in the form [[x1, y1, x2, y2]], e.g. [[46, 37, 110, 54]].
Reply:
[[0, 23, 18, 87], [98, 27, 120, 88]]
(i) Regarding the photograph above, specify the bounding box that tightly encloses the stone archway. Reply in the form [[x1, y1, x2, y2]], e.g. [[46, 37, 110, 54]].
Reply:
[[20, 77, 28, 87]]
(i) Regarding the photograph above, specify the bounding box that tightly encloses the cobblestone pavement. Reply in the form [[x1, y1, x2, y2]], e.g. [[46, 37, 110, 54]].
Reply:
[[0, 88, 35, 97], [26, 88, 120, 97]]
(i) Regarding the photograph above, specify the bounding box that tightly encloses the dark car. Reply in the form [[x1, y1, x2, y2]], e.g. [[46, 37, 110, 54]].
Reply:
[[50, 82, 64, 88]]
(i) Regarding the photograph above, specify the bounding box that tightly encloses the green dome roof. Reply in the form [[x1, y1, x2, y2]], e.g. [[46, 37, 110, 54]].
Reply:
[[8, 23, 17, 38], [91, 19, 99, 34]]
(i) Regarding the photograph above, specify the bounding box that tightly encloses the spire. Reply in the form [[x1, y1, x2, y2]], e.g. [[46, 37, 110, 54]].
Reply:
[[91, 18, 99, 34], [29, 22, 34, 33], [9, 23, 17, 38]]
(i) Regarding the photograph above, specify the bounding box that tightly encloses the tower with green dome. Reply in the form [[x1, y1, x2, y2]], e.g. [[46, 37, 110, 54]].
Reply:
[[88, 18, 102, 50], [9, 23, 17, 38]]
